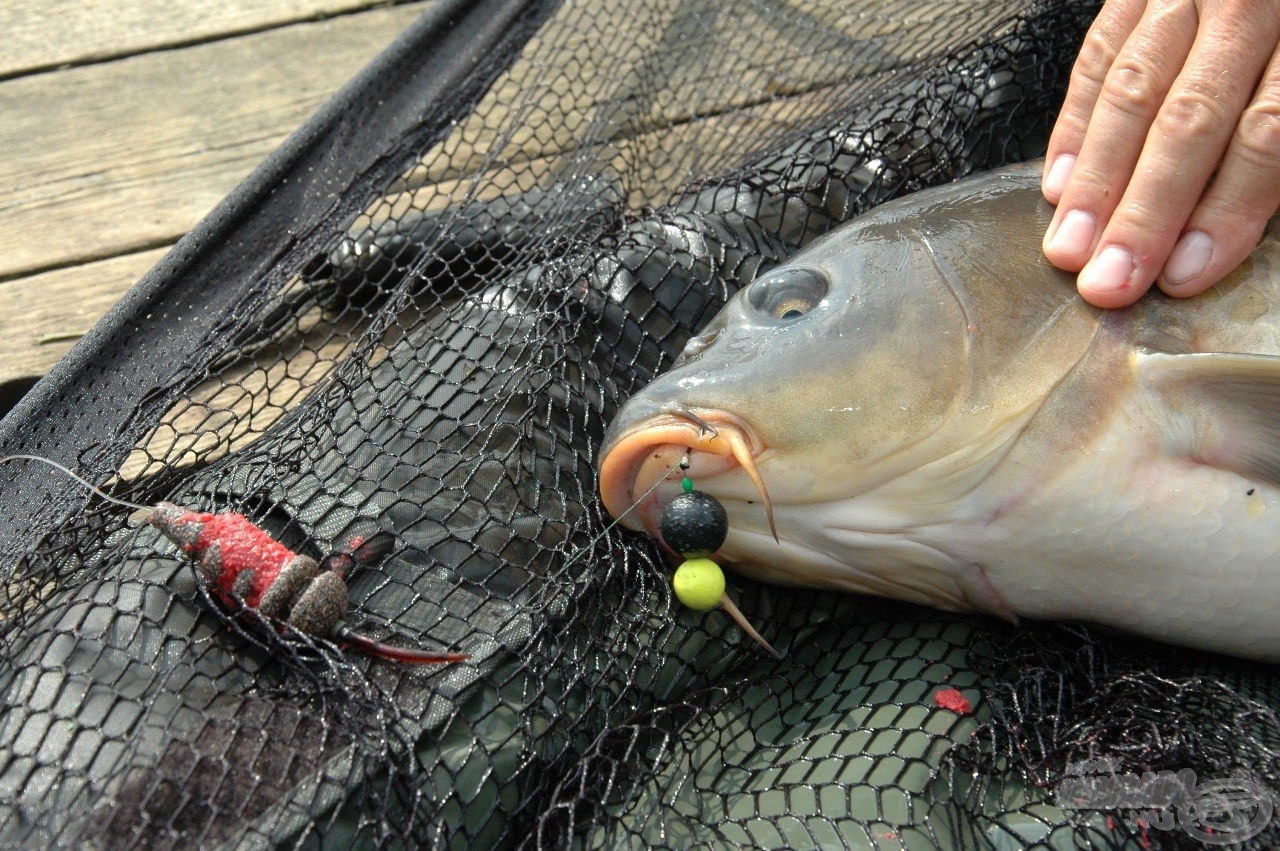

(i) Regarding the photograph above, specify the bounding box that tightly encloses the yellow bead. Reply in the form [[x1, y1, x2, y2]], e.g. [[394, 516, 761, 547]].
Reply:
[[673, 558, 725, 611]]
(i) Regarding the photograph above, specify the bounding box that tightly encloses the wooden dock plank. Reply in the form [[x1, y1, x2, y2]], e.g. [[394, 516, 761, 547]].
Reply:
[[0, 2, 430, 285], [0, 249, 169, 386], [0, 1, 418, 78]]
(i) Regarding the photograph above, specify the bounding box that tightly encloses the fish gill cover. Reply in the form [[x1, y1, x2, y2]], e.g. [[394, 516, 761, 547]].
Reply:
[[0, 0, 1276, 848]]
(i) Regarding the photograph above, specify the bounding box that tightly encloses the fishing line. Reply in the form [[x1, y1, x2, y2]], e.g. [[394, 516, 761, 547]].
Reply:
[[554, 450, 689, 575], [1, 451, 689, 555], [558, 447, 780, 656], [2, 453, 469, 664], [5, 450, 778, 653], [0, 454, 151, 512]]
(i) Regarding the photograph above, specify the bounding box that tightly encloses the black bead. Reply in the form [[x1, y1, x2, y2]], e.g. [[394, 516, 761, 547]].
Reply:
[[659, 490, 728, 557]]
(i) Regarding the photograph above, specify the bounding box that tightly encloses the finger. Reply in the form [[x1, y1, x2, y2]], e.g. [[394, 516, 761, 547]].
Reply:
[[1043, 0, 1198, 275], [1077, 6, 1279, 308], [1160, 51, 1280, 298], [1043, 0, 1148, 203]]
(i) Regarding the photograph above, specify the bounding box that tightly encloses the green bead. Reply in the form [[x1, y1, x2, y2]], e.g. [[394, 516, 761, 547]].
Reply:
[[673, 558, 725, 611], [682, 476, 693, 493]]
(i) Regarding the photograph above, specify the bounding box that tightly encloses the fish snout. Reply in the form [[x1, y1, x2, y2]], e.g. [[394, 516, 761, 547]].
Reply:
[[598, 410, 773, 543]]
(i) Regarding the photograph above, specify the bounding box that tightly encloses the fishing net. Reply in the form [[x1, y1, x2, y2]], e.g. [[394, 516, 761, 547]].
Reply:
[[1, 0, 1277, 848]]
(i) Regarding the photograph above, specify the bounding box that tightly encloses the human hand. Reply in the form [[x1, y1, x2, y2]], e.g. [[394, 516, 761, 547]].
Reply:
[[1042, 0, 1280, 308]]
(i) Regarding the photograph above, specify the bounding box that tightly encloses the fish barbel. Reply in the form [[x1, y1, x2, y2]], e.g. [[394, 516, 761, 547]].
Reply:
[[599, 160, 1280, 661]]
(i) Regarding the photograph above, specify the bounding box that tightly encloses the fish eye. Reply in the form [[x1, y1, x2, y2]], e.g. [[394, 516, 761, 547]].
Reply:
[[747, 267, 828, 322], [773, 297, 812, 320]]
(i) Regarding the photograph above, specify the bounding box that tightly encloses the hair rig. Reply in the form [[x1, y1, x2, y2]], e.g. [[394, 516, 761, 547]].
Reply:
[[659, 454, 779, 657]]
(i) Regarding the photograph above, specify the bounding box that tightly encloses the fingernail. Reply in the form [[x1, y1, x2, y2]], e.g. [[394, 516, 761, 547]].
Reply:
[[1079, 245, 1135, 294], [1161, 231, 1213, 289], [1047, 209, 1095, 257], [1043, 154, 1076, 198]]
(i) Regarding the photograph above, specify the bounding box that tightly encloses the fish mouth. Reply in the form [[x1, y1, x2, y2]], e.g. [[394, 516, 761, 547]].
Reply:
[[598, 409, 775, 545]]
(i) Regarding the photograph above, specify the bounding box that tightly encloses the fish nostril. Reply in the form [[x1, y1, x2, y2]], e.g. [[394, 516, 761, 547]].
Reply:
[[675, 330, 719, 365]]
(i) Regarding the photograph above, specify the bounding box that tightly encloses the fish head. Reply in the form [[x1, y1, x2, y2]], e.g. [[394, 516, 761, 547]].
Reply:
[[598, 165, 1094, 615], [599, 213, 986, 598]]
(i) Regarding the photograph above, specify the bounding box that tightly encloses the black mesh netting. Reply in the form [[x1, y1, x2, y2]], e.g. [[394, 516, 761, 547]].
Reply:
[[2, 0, 1278, 848]]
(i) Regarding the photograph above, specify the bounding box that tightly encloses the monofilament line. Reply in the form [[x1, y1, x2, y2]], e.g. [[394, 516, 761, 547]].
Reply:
[[556, 452, 690, 574], [0, 454, 151, 512]]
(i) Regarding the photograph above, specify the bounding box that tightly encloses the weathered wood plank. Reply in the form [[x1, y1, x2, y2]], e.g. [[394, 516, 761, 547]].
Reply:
[[0, 0, 415, 78], [0, 249, 169, 386], [0, 2, 430, 283]]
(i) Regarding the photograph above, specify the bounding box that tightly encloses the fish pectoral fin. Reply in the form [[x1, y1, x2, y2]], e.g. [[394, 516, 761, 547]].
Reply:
[[1139, 351, 1280, 489]]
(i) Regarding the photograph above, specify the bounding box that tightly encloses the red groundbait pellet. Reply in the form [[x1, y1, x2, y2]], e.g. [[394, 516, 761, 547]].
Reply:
[[933, 687, 972, 714]]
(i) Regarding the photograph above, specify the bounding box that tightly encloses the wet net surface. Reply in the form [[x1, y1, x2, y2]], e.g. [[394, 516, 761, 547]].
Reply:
[[1, 0, 1278, 848]]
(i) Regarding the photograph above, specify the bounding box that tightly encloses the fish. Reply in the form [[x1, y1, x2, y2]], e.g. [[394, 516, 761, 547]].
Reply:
[[599, 159, 1280, 662]]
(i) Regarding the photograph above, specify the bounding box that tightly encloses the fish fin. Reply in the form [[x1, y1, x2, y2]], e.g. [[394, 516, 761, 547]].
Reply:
[[1138, 351, 1280, 489]]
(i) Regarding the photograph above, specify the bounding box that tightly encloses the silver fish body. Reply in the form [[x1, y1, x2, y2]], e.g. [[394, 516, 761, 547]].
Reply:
[[599, 160, 1280, 661]]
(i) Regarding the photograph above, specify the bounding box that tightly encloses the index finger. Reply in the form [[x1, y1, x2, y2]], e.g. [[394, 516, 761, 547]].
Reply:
[[1079, 3, 1280, 306], [1043, 0, 1148, 203]]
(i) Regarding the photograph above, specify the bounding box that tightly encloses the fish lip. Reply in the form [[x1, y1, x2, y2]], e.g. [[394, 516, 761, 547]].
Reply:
[[598, 409, 764, 538]]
